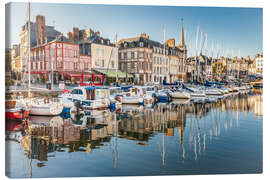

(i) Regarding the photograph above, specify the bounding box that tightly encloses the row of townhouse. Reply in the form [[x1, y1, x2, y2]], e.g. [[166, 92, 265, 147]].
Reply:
[[29, 34, 118, 83], [11, 14, 120, 84], [117, 22, 187, 85], [12, 14, 188, 85], [186, 53, 262, 83]]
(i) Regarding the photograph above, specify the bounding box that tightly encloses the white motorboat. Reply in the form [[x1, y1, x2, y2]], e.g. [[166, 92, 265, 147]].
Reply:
[[120, 93, 144, 104], [205, 88, 223, 96], [188, 87, 206, 97], [29, 98, 63, 116], [119, 87, 144, 104], [65, 86, 111, 110], [170, 88, 191, 99]]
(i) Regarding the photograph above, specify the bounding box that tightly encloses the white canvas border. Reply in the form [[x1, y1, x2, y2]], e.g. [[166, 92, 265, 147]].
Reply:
[[0, 0, 267, 180]]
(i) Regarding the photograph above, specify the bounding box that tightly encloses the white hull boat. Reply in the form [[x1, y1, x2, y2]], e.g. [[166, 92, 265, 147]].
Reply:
[[190, 92, 206, 97], [171, 90, 190, 99], [205, 89, 223, 96], [29, 98, 63, 116], [121, 96, 144, 104], [82, 99, 111, 110]]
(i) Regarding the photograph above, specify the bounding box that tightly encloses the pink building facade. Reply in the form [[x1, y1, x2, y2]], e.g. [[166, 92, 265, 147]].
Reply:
[[30, 40, 91, 82]]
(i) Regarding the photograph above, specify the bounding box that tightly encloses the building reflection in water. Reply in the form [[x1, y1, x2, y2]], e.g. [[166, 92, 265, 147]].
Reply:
[[9, 90, 262, 171]]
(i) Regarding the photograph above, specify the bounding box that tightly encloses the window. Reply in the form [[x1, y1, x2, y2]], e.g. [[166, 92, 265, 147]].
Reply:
[[134, 52, 138, 58], [131, 52, 134, 59], [139, 53, 144, 58], [96, 48, 100, 56], [95, 60, 99, 66], [74, 62, 78, 69], [139, 42, 144, 47], [58, 62, 63, 68], [111, 49, 114, 59], [127, 52, 131, 59], [101, 48, 104, 57], [84, 63, 88, 70], [121, 52, 124, 59], [57, 48, 62, 56], [74, 50, 77, 58]]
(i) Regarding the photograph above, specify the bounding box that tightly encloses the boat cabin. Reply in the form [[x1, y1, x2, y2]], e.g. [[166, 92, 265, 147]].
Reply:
[[69, 87, 110, 101]]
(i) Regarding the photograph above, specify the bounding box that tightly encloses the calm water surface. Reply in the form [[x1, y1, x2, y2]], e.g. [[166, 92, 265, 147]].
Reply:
[[5, 91, 263, 178]]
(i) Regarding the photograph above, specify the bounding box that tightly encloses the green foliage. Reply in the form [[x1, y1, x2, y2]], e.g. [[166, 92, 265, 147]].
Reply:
[[41, 76, 45, 83]]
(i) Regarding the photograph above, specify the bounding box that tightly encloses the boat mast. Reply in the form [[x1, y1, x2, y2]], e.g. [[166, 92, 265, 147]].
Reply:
[[163, 25, 167, 83], [28, 2, 31, 97], [104, 34, 117, 87], [115, 34, 118, 86], [51, 21, 55, 90]]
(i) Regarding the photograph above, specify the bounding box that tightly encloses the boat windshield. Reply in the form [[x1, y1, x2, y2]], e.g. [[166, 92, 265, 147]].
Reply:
[[71, 89, 83, 95], [146, 87, 154, 91]]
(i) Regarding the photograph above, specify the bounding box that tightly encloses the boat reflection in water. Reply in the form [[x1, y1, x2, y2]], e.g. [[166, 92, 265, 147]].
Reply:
[[5, 90, 262, 178]]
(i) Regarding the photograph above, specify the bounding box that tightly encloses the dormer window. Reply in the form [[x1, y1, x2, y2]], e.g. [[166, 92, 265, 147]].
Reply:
[[139, 42, 144, 47]]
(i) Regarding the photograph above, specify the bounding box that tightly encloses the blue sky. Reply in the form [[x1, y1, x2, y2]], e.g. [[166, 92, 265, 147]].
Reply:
[[6, 2, 262, 58]]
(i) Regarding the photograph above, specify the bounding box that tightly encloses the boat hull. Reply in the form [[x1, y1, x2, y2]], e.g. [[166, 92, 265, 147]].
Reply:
[[5, 110, 29, 120], [171, 92, 190, 99], [121, 97, 144, 104], [30, 104, 63, 116], [82, 99, 110, 110]]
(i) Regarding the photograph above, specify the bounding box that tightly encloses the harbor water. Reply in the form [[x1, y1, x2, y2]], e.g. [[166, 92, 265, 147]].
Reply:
[[5, 90, 262, 178]]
